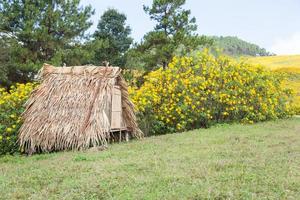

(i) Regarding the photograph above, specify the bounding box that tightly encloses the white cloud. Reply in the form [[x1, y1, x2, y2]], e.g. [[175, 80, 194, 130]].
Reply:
[[270, 32, 300, 55]]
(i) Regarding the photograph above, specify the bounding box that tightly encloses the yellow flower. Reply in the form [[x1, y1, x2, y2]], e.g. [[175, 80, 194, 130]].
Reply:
[[176, 123, 182, 130], [6, 128, 13, 133], [222, 112, 229, 116]]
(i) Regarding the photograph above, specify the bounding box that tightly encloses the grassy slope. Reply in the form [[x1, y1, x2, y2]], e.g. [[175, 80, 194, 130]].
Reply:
[[1, 118, 300, 200]]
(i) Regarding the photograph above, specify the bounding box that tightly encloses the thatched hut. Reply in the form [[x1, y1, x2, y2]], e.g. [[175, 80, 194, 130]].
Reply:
[[19, 64, 143, 154]]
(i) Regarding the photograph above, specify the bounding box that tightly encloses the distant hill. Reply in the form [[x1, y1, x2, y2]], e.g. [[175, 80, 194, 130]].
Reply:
[[211, 36, 273, 57]]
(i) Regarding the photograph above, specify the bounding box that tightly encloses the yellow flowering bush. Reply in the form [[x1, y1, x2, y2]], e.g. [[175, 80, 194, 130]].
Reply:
[[278, 73, 300, 114], [0, 83, 36, 155], [130, 51, 294, 135], [247, 55, 300, 114]]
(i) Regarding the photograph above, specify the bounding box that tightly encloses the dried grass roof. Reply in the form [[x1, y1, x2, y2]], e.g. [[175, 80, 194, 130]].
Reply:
[[19, 64, 143, 154]]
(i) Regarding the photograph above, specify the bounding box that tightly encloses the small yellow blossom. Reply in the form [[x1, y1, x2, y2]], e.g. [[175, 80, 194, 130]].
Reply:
[[6, 128, 13, 133]]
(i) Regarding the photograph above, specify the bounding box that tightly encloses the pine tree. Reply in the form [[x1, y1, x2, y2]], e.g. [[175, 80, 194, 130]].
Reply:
[[0, 0, 94, 83], [93, 8, 133, 66], [127, 0, 212, 70]]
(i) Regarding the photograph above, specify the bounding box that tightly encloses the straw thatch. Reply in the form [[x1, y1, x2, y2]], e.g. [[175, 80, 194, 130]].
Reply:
[[19, 64, 143, 154]]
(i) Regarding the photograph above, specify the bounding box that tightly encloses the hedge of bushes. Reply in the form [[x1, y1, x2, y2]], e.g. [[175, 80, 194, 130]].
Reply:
[[129, 51, 294, 135], [0, 83, 36, 155]]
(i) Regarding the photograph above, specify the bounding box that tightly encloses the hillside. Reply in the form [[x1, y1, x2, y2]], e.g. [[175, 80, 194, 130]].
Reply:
[[1, 118, 299, 199], [212, 36, 271, 56]]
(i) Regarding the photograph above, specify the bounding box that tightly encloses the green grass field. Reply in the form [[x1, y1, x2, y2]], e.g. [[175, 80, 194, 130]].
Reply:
[[1, 118, 299, 200]]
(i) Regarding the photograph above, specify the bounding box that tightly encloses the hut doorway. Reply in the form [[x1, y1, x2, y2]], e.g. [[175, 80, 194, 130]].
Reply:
[[110, 86, 128, 142]]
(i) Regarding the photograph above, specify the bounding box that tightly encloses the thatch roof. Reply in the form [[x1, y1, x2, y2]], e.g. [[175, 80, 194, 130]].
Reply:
[[19, 64, 143, 154]]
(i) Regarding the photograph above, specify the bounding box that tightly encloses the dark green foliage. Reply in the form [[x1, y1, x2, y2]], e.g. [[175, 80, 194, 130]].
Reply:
[[212, 36, 272, 56], [0, 0, 94, 84], [127, 31, 172, 71], [0, 37, 10, 86], [49, 43, 96, 67], [0, 36, 34, 87], [93, 8, 133, 66]]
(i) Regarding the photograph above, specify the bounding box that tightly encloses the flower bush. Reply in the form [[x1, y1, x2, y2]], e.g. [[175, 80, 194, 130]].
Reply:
[[0, 83, 36, 155], [130, 51, 294, 135], [279, 72, 300, 115]]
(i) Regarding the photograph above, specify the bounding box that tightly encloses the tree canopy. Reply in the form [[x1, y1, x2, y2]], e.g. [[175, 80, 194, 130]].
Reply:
[[126, 0, 212, 70], [0, 0, 94, 84], [93, 8, 133, 66], [0, 0, 273, 87], [143, 0, 197, 37]]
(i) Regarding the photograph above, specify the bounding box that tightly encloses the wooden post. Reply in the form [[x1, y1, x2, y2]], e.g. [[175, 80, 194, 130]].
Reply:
[[125, 131, 129, 142]]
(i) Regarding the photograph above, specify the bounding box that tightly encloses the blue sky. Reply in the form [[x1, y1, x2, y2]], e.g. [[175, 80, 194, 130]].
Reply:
[[81, 0, 300, 55]]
